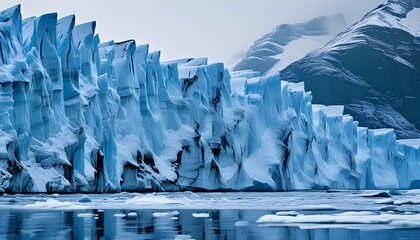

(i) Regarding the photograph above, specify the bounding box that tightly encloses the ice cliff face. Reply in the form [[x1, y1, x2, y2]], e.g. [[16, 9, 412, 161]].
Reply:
[[280, 0, 420, 138], [0, 5, 419, 193]]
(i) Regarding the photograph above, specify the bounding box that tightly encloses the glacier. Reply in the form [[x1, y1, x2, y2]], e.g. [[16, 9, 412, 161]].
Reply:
[[0, 4, 419, 194]]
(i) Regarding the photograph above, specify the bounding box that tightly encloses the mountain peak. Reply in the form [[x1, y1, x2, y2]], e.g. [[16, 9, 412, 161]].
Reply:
[[233, 14, 347, 75], [388, 0, 420, 10], [280, 0, 420, 138]]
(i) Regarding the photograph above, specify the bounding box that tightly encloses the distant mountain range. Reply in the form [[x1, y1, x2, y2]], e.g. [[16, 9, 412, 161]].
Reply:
[[234, 0, 420, 138], [233, 13, 346, 75]]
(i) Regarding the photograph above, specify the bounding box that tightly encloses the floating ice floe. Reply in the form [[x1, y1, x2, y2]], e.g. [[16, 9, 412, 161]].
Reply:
[[192, 213, 210, 218], [125, 195, 184, 205], [126, 212, 138, 219], [393, 196, 420, 205], [24, 199, 87, 209], [152, 211, 179, 217], [353, 191, 393, 198], [375, 198, 395, 204], [77, 213, 95, 218], [257, 212, 420, 228]]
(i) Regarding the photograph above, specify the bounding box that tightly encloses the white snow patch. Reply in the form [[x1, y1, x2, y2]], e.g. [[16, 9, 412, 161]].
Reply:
[[371, 128, 394, 136], [398, 139, 420, 149], [266, 35, 336, 75]]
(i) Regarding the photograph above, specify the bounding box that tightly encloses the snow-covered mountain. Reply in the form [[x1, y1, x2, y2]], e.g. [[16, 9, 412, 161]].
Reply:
[[0, 5, 419, 193], [280, 0, 420, 139], [233, 14, 347, 75]]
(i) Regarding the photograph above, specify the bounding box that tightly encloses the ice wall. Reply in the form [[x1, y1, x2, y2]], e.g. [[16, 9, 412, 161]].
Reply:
[[0, 5, 419, 193]]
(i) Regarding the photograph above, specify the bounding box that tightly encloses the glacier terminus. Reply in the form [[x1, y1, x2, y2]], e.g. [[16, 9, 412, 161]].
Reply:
[[0, 4, 419, 194]]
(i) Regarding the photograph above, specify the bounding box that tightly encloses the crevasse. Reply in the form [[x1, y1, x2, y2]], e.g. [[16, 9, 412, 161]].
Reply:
[[0, 5, 419, 193]]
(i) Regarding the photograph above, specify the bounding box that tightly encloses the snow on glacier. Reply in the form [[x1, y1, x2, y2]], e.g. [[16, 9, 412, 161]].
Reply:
[[0, 4, 419, 193]]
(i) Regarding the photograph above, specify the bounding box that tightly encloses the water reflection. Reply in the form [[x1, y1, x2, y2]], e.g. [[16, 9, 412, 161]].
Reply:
[[1, 209, 419, 239]]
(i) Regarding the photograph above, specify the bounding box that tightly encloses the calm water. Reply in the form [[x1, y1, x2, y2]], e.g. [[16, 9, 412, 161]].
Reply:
[[1, 191, 420, 239], [1, 208, 420, 240]]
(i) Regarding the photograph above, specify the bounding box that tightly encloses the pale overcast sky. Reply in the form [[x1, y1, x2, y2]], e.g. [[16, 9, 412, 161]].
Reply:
[[0, 0, 384, 63]]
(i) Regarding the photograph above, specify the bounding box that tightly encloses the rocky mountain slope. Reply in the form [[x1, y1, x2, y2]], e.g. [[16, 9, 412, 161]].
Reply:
[[280, 0, 420, 138]]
